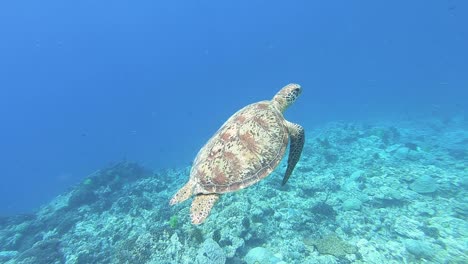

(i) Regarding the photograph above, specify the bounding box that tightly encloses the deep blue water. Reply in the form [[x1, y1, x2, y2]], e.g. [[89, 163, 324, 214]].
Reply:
[[0, 0, 466, 215]]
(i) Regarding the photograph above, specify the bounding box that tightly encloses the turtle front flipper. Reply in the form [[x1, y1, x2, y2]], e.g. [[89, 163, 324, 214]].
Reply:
[[282, 121, 305, 185], [190, 193, 219, 224]]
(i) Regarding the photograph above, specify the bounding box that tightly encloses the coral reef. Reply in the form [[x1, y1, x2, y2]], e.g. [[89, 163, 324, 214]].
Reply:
[[0, 117, 466, 263]]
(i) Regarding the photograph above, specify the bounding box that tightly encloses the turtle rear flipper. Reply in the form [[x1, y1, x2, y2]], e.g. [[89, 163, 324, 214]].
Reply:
[[170, 180, 195, 205], [282, 121, 305, 185], [190, 193, 219, 224]]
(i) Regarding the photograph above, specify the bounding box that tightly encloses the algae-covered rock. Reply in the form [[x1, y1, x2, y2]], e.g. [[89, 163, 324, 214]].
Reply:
[[244, 247, 281, 264], [306, 234, 357, 257], [395, 146, 410, 159], [17, 238, 63, 263], [394, 216, 425, 239], [404, 239, 435, 260], [343, 197, 362, 211], [410, 175, 438, 194], [0, 251, 18, 262], [195, 238, 226, 264], [453, 200, 468, 219]]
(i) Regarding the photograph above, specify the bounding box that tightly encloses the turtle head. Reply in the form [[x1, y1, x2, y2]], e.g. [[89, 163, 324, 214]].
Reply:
[[272, 83, 302, 113]]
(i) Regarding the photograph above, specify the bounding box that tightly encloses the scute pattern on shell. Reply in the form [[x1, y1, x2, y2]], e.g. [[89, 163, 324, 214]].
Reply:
[[191, 101, 289, 193]]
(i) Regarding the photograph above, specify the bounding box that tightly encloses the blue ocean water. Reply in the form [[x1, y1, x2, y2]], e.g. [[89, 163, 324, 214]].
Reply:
[[1, 0, 465, 216], [0, 1, 466, 262]]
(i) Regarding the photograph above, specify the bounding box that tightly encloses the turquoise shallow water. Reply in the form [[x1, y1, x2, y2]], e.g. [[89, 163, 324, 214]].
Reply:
[[0, 114, 466, 263]]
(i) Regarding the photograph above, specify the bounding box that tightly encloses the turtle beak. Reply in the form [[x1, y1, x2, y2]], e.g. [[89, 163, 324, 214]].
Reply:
[[287, 84, 301, 103]]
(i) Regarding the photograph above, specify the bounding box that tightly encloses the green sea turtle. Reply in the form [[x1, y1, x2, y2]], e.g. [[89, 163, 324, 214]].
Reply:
[[170, 83, 304, 224]]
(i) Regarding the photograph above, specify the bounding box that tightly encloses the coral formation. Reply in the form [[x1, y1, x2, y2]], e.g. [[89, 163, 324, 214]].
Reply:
[[305, 233, 357, 257]]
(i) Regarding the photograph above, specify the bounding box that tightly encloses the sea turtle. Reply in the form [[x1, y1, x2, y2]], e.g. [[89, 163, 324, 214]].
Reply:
[[170, 83, 304, 224]]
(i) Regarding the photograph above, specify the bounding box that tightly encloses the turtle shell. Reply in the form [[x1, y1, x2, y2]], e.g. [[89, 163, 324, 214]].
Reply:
[[191, 100, 289, 194]]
